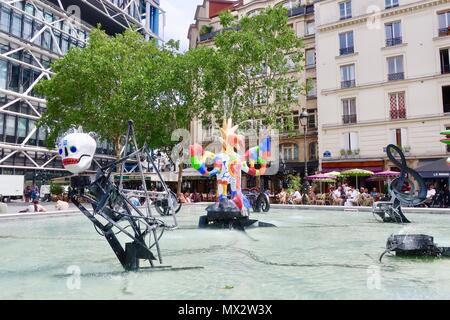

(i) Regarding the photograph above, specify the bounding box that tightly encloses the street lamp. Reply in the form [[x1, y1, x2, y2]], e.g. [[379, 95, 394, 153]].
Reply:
[[299, 108, 309, 178]]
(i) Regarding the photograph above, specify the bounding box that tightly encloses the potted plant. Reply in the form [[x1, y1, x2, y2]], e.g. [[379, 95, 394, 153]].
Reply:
[[403, 145, 411, 153], [354, 148, 360, 155], [346, 149, 353, 156], [50, 183, 64, 201], [340, 149, 346, 157]]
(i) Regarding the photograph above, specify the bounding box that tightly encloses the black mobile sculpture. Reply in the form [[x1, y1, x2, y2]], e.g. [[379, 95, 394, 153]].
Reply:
[[62, 121, 178, 271], [376, 144, 450, 261], [372, 144, 427, 223]]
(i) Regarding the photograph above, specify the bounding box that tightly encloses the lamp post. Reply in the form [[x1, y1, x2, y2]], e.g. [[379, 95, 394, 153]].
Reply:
[[299, 108, 309, 179]]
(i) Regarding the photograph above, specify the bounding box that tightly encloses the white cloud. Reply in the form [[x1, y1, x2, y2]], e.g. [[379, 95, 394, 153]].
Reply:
[[162, 0, 204, 52]]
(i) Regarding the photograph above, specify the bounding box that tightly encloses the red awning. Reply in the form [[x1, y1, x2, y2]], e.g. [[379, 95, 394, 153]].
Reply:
[[322, 166, 384, 173]]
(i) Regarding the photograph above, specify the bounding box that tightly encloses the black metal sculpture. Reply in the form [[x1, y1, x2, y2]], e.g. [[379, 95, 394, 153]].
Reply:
[[69, 121, 178, 271], [372, 144, 427, 223]]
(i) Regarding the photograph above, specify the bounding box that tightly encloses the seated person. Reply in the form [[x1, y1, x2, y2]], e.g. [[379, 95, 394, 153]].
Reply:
[[291, 189, 303, 205], [277, 188, 287, 204], [178, 193, 188, 204], [361, 188, 373, 206], [371, 188, 379, 201], [55, 200, 70, 211], [332, 187, 344, 206], [344, 187, 359, 206], [19, 200, 46, 213], [425, 184, 437, 207]]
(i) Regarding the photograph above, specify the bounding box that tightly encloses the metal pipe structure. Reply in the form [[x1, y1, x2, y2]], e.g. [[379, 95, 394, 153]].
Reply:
[[0, 0, 163, 177]]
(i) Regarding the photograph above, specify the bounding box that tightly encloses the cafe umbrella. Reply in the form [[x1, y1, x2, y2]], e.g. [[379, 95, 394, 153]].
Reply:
[[305, 174, 337, 193], [340, 169, 374, 189]]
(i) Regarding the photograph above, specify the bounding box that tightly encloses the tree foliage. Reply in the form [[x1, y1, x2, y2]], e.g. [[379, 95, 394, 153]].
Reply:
[[36, 29, 191, 158], [195, 6, 305, 130]]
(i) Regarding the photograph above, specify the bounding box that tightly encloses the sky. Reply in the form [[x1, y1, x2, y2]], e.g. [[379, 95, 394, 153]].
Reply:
[[162, 0, 204, 52]]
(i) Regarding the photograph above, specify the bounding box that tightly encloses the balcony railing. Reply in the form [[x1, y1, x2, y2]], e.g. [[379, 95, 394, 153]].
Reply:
[[341, 79, 356, 88], [340, 14, 352, 20], [342, 114, 357, 124], [385, 3, 399, 9], [339, 46, 354, 55], [386, 37, 402, 47], [388, 72, 404, 81], [439, 27, 450, 37], [390, 108, 406, 120]]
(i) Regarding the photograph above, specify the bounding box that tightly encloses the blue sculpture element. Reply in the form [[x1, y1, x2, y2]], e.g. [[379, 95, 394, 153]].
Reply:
[[373, 144, 427, 223]]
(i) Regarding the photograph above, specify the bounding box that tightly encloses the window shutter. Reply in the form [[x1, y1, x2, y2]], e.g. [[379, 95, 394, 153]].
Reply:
[[342, 133, 349, 150], [389, 129, 396, 145], [401, 128, 408, 147], [350, 132, 358, 150]]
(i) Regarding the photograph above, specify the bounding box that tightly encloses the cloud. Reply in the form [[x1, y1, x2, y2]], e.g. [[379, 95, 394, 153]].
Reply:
[[162, 0, 204, 52]]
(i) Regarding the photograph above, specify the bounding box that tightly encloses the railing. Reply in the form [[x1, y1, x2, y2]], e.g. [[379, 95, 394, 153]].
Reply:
[[286, 5, 314, 17], [390, 108, 406, 120], [439, 27, 450, 37], [388, 72, 404, 81], [340, 14, 352, 20], [341, 79, 356, 88], [342, 114, 357, 124], [339, 46, 354, 55], [386, 37, 402, 47]]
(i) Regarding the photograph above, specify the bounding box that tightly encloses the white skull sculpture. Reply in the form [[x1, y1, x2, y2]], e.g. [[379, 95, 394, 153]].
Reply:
[[57, 130, 97, 174]]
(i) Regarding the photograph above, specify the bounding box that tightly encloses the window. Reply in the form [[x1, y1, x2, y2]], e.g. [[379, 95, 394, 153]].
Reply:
[[389, 92, 406, 119], [9, 63, 20, 91], [308, 113, 316, 129], [339, 31, 354, 55], [0, 6, 11, 33], [5, 115, 15, 136], [23, 16, 33, 41], [342, 132, 358, 151], [0, 59, 6, 89], [306, 21, 315, 36], [11, 11, 22, 37], [254, 88, 268, 106], [385, 21, 402, 46], [17, 117, 27, 142], [306, 78, 317, 98], [342, 98, 357, 124], [0, 114, 3, 137], [387, 56, 404, 80], [283, 0, 300, 9], [309, 142, 317, 161], [305, 49, 315, 68], [390, 128, 408, 148], [285, 54, 296, 70], [385, 0, 399, 9], [280, 143, 299, 161], [440, 48, 450, 74], [339, 1, 352, 20], [340, 64, 356, 88], [442, 86, 450, 113], [439, 11, 450, 36]]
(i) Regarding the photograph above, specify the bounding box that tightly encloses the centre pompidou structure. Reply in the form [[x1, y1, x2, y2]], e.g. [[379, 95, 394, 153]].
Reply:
[[0, 0, 163, 183]]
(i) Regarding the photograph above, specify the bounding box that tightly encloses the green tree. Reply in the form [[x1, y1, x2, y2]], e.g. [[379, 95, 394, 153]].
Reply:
[[197, 6, 305, 131], [36, 28, 188, 161]]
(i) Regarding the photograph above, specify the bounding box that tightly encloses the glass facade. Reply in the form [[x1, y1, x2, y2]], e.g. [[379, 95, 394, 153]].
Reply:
[[0, 0, 162, 176]]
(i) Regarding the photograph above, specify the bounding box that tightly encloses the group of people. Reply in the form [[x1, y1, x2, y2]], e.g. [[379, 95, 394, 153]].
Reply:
[[178, 191, 209, 204], [276, 183, 382, 207]]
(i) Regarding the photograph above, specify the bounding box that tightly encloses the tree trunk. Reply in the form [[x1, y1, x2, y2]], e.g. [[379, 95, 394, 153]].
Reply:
[[177, 163, 183, 196], [114, 135, 123, 172]]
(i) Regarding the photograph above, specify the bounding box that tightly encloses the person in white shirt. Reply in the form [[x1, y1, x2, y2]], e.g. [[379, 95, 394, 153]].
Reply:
[[426, 185, 436, 199], [345, 187, 359, 206], [19, 200, 46, 213], [292, 190, 302, 204]]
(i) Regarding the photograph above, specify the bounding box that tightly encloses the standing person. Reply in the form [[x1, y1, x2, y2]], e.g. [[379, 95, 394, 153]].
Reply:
[[24, 186, 31, 203]]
